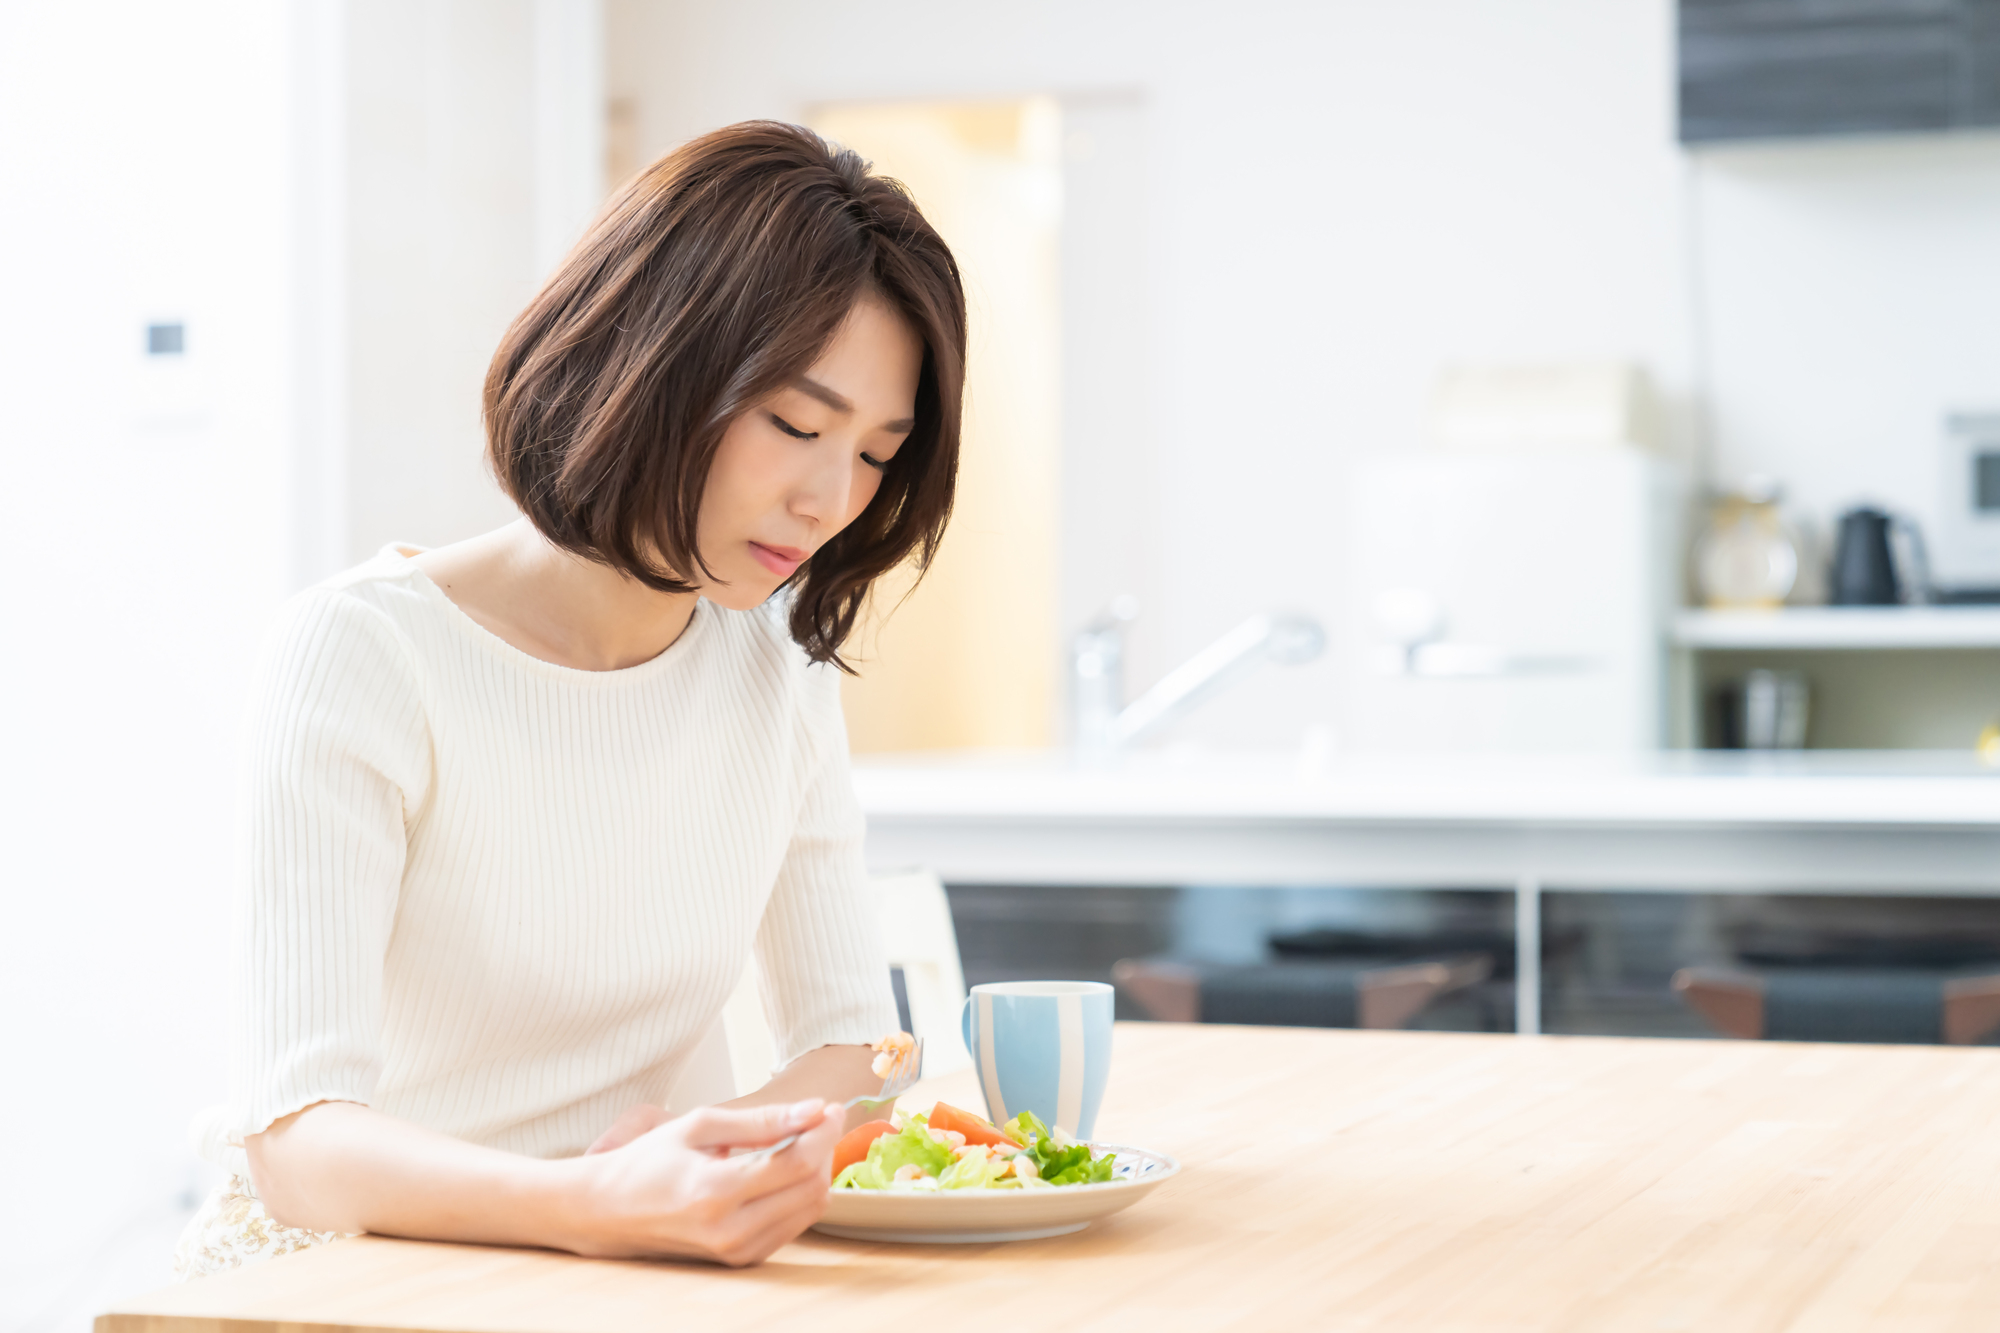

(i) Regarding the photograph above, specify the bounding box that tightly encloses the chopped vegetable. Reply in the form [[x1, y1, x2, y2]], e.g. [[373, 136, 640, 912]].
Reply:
[[928, 1101, 1018, 1148], [831, 1120, 899, 1178], [831, 1104, 1116, 1192], [997, 1110, 1116, 1184], [832, 1115, 951, 1189], [938, 1143, 1015, 1189]]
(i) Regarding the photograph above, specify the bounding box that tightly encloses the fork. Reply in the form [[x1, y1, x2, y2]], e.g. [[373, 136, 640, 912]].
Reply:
[[734, 1036, 925, 1160]]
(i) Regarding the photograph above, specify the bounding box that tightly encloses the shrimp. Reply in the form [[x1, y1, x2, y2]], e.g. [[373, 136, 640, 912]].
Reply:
[[870, 1029, 917, 1080]]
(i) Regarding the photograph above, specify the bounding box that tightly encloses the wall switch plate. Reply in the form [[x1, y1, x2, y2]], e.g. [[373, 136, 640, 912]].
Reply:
[[132, 316, 209, 428]]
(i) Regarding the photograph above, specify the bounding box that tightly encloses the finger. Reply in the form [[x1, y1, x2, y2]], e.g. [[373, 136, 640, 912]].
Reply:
[[675, 1099, 829, 1152], [709, 1105, 844, 1199], [586, 1103, 669, 1156], [715, 1207, 823, 1267], [707, 1171, 833, 1266]]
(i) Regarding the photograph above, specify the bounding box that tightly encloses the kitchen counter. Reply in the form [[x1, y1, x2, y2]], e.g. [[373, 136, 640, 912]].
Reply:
[[854, 750, 2000, 1033], [104, 1022, 2000, 1333], [857, 748, 2000, 828], [854, 748, 2000, 891]]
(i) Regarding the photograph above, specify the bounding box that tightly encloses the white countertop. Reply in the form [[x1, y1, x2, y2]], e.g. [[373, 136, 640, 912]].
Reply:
[[853, 749, 2000, 829]]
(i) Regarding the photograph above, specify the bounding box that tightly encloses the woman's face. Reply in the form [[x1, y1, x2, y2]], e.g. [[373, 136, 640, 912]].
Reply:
[[694, 295, 923, 611]]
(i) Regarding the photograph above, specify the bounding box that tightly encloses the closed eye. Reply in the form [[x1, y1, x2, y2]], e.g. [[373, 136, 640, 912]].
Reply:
[[860, 452, 888, 471], [770, 413, 817, 440]]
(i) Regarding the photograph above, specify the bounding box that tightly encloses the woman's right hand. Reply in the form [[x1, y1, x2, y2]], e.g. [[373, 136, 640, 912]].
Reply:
[[565, 1099, 845, 1266]]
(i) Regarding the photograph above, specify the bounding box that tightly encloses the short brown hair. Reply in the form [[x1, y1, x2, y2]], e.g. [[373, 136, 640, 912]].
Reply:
[[483, 120, 966, 668]]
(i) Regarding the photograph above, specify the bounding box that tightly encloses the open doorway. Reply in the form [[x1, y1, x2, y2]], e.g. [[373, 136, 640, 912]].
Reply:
[[809, 99, 1063, 753]]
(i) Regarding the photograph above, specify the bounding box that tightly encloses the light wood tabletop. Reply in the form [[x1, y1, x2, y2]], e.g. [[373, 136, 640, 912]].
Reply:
[[103, 1022, 2000, 1333]]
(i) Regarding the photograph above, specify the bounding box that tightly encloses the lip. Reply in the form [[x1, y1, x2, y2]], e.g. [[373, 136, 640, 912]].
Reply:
[[748, 541, 808, 577]]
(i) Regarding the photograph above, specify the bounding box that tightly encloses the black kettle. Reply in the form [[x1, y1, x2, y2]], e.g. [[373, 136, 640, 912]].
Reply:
[[1830, 506, 1928, 605]]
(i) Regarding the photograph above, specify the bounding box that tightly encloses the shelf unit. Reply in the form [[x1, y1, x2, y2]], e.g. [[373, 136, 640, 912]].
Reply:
[[1668, 608, 2000, 749], [1672, 607, 2000, 652]]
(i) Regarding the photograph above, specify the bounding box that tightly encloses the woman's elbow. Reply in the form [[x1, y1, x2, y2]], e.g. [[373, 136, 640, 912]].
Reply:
[[244, 1102, 352, 1233]]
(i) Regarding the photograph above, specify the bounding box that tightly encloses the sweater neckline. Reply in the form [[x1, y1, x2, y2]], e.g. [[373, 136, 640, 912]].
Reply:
[[379, 543, 712, 684]]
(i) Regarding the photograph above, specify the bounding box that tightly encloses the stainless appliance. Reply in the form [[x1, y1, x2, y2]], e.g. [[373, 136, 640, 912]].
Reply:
[[1933, 413, 2000, 599], [1706, 669, 1810, 750], [1743, 669, 1810, 750]]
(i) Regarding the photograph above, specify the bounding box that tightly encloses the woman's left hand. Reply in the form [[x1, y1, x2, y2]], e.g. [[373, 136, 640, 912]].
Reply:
[[588, 1104, 670, 1155]]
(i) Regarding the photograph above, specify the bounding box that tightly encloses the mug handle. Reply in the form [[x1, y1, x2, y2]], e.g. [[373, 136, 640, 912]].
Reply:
[[960, 996, 974, 1059]]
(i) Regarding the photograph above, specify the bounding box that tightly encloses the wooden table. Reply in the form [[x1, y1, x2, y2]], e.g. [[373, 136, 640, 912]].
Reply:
[[104, 1023, 2000, 1333]]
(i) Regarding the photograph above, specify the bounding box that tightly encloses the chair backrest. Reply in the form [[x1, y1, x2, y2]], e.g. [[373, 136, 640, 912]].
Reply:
[[670, 868, 970, 1109], [871, 868, 972, 1078]]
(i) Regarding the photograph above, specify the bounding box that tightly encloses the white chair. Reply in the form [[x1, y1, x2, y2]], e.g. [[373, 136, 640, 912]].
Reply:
[[666, 869, 970, 1111], [870, 868, 973, 1079]]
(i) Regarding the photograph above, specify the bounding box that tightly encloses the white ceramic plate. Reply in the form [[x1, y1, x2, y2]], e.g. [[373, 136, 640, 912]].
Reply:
[[812, 1143, 1180, 1244]]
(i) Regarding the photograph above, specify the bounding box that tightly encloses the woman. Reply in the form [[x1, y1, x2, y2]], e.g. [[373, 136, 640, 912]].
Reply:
[[176, 121, 965, 1274]]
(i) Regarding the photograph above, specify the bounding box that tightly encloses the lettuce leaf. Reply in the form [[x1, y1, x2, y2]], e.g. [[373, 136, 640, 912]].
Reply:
[[869, 1117, 952, 1178], [1004, 1110, 1051, 1146], [939, 1144, 1018, 1189], [832, 1159, 881, 1189], [999, 1110, 1117, 1184]]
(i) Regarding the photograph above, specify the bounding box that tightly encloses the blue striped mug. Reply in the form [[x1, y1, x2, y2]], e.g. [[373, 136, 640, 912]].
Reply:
[[959, 980, 1114, 1141]]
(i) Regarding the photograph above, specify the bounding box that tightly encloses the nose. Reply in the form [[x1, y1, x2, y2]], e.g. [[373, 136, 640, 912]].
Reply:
[[791, 441, 855, 529]]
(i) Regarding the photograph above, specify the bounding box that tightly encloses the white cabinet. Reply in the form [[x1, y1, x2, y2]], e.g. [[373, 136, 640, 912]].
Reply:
[[1344, 451, 1683, 753]]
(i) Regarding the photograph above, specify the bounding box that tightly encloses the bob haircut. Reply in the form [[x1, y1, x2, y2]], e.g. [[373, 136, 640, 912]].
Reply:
[[483, 120, 966, 668]]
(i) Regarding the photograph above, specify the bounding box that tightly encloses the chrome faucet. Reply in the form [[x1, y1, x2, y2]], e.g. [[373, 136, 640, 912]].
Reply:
[[1072, 598, 1326, 758]]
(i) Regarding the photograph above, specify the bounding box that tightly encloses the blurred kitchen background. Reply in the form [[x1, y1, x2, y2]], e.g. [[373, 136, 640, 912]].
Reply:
[[11, 0, 2000, 1325]]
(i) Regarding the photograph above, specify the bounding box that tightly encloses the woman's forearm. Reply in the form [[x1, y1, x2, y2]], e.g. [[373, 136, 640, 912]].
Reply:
[[725, 1044, 883, 1130], [249, 1095, 848, 1265], [248, 1101, 591, 1246]]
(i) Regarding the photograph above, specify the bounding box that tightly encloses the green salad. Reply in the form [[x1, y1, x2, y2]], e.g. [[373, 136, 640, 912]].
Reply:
[[832, 1107, 1117, 1192]]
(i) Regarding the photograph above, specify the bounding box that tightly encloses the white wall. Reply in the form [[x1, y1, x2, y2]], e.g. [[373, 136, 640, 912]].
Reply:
[[0, 3, 296, 1325], [0, 5, 602, 1325], [332, 0, 605, 574], [1692, 132, 2000, 577], [607, 0, 1696, 749], [339, 0, 534, 567]]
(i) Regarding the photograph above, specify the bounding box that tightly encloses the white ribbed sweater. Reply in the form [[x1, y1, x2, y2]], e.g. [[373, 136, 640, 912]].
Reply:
[[215, 547, 897, 1165]]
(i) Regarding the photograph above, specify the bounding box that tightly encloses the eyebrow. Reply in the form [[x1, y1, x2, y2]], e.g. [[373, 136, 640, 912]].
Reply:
[[793, 375, 916, 434]]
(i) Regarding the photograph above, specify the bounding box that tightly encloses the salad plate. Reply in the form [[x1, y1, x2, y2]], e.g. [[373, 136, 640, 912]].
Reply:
[[813, 1142, 1180, 1244]]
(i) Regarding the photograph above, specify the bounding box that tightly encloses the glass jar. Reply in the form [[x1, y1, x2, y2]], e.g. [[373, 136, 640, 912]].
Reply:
[[1694, 482, 1801, 609]]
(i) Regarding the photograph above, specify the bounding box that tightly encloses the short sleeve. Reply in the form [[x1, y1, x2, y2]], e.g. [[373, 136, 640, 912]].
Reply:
[[751, 666, 900, 1067], [226, 589, 433, 1142]]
